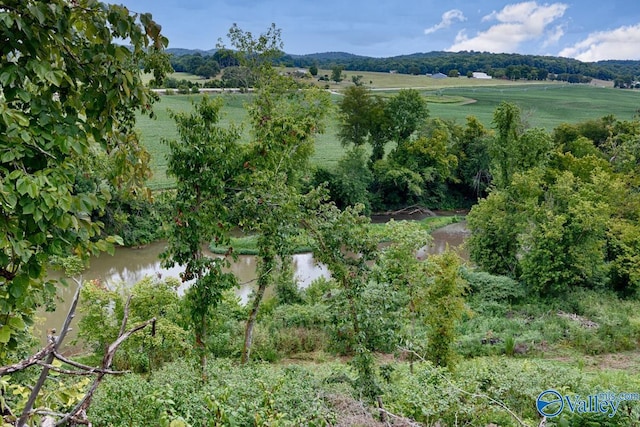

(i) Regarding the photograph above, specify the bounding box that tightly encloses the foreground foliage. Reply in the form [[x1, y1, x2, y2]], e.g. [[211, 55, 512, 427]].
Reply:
[[83, 354, 640, 426], [0, 0, 169, 363]]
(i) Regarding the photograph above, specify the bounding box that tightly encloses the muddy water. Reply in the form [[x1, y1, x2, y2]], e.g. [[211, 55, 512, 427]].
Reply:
[[422, 221, 470, 260], [38, 243, 330, 345], [38, 222, 468, 345]]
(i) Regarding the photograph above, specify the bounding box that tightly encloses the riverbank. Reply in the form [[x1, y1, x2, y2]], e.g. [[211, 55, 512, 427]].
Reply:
[[209, 214, 463, 255]]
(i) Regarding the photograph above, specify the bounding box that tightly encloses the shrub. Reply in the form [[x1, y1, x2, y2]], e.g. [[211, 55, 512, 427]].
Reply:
[[463, 268, 527, 303], [77, 277, 190, 372], [89, 359, 335, 426]]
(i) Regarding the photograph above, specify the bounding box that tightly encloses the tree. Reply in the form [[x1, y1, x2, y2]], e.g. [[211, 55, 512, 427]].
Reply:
[[309, 64, 318, 76], [331, 65, 345, 83], [195, 61, 220, 79], [338, 85, 375, 147], [489, 102, 552, 188], [331, 147, 374, 212], [0, 0, 169, 363], [162, 97, 242, 372], [373, 220, 431, 372], [385, 89, 429, 144], [455, 116, 492, 198], [422, 250, 467, 368], [468, 119, 640, 297], [490, 101, 523, 188], [302, 202, 380, 399], [217, 24, 332, 364]]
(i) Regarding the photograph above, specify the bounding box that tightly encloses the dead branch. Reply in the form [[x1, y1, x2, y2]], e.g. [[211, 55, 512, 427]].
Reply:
[[2, 276, 155, 427], [51, 352, 104, 372], [36, 361, 127, 377], [379, 205, 436, 217], [377, 407, 422, 427], [118, 295, 133, 337], [17, 280, 84, 427], [58, 317, 156, 426], [0, 342, 55, 376]]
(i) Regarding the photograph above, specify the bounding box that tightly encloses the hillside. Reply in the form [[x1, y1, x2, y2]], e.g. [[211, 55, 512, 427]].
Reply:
[[166, 47, 640, 83]]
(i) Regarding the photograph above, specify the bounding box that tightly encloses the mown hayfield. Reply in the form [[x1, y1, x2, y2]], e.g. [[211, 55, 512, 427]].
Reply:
[[314, 68, 554, 91], [138, 78, 640, 189], [426, 83, 640, 129], [138, 93, 250, 189]]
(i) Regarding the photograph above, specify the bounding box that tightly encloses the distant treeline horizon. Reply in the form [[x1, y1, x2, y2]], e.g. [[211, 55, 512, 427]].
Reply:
[[167, 47, 640, 87]]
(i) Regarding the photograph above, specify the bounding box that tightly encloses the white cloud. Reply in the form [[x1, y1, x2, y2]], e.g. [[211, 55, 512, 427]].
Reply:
[[543, 24, 565, 48], [558, 24, 640, 61], [424, 9, 466, 35], [447, 1, 567, 53]]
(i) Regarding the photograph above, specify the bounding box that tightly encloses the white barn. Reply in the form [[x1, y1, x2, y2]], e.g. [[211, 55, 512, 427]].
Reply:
[[472, 72, 492, 79]]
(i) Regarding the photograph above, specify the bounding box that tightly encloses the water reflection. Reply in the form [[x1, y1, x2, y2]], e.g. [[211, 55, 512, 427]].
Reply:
[[39, 222, 468, 345], [421, 221, 470, 260]]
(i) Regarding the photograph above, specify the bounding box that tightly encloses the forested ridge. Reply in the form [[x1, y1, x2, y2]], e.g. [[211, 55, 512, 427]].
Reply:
[[168, 47, 640, 86]]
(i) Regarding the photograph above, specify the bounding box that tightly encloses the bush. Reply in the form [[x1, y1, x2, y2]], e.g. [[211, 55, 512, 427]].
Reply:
[[463, 268, 527, 303], [89, 359, 335, 426], [99, 192, 168, 247], [77, 277, 190, 373]]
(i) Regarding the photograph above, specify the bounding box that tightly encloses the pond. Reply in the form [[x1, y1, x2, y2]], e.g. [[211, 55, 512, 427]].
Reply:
[[38, 221, 469, 347]]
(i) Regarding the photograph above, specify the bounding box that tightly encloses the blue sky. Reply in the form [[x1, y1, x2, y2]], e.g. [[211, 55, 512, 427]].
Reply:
[[113, 1, 640, 61]]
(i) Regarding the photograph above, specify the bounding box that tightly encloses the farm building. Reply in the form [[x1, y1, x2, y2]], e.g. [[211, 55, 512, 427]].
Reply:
[[472, 72, 492, 79]]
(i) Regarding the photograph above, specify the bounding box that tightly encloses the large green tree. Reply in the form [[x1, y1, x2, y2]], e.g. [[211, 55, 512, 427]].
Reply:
[[161, 97, 242, 371], [0, 0, 169, 360], [233, 35, 331, 365]]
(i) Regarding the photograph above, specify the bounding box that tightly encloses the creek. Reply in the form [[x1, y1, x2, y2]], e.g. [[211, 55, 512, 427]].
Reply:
[[38, 220, 470, 346]]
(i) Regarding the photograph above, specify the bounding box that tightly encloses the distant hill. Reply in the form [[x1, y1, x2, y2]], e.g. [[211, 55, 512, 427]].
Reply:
[[166, 48, 217, 56], [288, 51, 368, 61], [165, 48, 640, 84]]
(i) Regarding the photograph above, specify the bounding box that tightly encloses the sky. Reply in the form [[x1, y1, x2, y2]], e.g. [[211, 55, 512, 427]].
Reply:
[[113, 1, 640, 62]]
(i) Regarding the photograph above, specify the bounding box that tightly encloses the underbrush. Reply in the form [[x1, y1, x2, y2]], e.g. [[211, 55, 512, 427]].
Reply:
[[72, 267, 640, 426], [86, 356, 640, 426]]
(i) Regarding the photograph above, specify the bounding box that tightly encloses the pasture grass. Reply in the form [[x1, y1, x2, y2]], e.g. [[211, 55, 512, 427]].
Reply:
[[313, 69, 553, 91], [138, 80, 640, 189]]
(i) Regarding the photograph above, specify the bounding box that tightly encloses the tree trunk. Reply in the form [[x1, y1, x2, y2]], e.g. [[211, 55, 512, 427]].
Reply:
[[241, 281, 267, 364], [241, 252, 274, 364]]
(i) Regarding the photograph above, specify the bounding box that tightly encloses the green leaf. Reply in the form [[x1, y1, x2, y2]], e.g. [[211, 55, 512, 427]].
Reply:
[[0, 326, 11, 344], [9, 274, 29, 299], [22, 201, 35, 215], [8, 316, 25, 330]]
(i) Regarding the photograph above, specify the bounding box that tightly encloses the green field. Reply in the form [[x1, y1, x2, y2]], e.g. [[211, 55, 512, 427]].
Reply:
[[138, 78, 640, 189]]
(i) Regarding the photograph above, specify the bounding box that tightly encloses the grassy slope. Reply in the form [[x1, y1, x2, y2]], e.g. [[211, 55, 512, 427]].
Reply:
[[138, 72, 640, 189]]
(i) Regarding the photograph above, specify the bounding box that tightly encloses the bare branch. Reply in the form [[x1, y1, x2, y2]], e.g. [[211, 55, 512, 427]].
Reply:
[[119, 294, 133, 337], [0, 342, 54, 376], [58, 317, 156, 426], [17, 281, 84, 426], [37, 361, 127, 376]]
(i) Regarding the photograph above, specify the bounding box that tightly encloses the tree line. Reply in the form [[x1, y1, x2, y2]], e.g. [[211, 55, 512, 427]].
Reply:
[[168, 48, 640, 88], [277, 50, 640, 84], [324, 83, 640, 297]]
